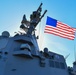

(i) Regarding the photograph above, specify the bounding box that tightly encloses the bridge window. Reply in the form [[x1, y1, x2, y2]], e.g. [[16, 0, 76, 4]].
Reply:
[[60, 62, 65, 69], [55, 61, 60, 68], [49, 60, 65, 69], [49, 60, 54, 67]]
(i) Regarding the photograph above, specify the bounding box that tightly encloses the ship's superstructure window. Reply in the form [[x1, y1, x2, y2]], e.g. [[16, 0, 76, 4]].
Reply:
[[49, 60, 54, 67], [55, 61, 60, 68], [49, 60, 65, 69], [60, 62, 65, 69]]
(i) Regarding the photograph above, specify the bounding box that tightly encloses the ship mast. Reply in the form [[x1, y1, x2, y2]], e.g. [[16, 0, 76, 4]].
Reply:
[[20, 3, 47, 35]]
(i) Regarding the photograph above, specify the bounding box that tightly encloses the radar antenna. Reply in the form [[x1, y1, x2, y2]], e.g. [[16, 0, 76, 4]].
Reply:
[[65, 53, 70, 60]]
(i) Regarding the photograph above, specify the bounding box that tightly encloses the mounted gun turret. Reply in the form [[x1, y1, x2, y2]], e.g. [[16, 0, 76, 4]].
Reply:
[[20, 3, 47, 34]]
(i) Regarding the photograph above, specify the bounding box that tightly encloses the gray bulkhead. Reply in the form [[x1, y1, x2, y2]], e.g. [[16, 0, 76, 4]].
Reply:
[[0, 34, 69, 75]]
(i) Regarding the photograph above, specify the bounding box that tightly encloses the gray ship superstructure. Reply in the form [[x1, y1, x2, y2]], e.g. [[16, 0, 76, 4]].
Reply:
[[0, 3, 75, 75]]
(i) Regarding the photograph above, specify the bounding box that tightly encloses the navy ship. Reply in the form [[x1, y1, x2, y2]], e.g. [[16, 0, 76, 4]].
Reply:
[[0, 3, 76, 75]]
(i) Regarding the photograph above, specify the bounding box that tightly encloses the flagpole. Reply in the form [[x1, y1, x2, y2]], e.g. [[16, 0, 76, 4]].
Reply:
[[74, 31, 76, 62], [74, 42, 76, 61]]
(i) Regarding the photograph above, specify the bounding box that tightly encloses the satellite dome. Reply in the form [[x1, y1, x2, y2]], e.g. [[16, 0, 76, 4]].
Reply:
[[2, 31, 10, 37], [44, 47, 48, 53]]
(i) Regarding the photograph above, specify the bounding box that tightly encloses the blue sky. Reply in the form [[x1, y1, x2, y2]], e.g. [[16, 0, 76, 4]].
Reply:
[[0, 0, 76, 67]]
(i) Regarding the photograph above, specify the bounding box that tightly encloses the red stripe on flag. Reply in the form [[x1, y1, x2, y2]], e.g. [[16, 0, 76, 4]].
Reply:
[[44, 31, 74, 40]]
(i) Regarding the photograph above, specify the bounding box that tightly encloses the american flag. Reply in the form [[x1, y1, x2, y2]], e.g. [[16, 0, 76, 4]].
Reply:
[[44, 16, 75, 40]]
